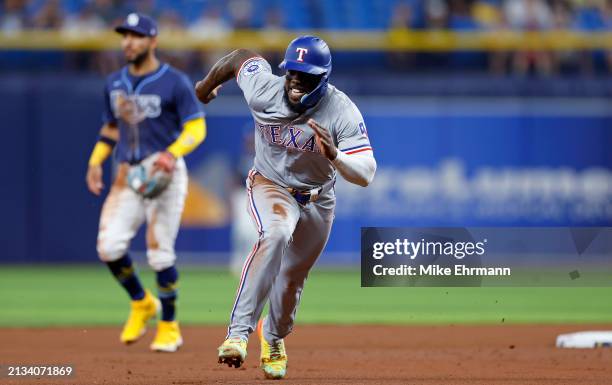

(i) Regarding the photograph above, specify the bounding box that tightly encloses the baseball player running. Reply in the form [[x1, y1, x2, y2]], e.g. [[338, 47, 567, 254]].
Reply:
[[85, 13, 206, 352], [195, 35, 376, 379]]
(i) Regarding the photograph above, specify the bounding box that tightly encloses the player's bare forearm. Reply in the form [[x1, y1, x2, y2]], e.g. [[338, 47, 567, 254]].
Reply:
[[195, 49, 260, 104]]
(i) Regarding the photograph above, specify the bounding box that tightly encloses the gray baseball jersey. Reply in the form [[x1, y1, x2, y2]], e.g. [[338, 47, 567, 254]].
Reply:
[[224, 56, 374, 343], [237, 57, 373, 191]]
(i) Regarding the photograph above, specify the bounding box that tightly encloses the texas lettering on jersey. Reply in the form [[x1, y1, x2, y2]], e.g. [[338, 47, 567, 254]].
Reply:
[[256, 122, 320, 153]]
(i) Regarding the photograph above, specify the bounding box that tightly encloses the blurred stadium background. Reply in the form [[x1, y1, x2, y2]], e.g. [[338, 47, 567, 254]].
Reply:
[[1, 0, 611, 326]]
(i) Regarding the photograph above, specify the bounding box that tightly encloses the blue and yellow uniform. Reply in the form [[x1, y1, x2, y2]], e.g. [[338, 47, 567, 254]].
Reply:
[[102, 63, 205, 163], [87, 10, 207, 355]]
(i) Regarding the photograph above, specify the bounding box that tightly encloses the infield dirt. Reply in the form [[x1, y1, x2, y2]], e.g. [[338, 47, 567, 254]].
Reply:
[[2, 324, 612, 384]]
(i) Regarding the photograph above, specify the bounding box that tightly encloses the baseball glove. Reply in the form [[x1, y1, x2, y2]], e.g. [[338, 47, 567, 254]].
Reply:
[[127, 152, 172, 199]]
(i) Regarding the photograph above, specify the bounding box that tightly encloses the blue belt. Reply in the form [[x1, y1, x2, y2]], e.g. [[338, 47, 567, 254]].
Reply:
[[286, 178, 335, 205]]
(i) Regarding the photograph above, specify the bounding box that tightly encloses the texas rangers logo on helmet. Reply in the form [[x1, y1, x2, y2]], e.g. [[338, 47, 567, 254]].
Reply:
[[296, 48, 308, 62]]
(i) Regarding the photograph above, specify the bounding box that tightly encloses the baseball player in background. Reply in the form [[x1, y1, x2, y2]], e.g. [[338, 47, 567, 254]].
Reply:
[[195, 36, 376, 379], [85, 13, 206, 352]]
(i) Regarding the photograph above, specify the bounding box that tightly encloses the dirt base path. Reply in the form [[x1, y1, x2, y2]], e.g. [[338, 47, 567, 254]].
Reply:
[[2, 324, 612, 384]]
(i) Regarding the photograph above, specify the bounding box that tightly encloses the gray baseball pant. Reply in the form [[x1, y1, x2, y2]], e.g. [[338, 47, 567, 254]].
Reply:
[[226, 170, 335, 343]]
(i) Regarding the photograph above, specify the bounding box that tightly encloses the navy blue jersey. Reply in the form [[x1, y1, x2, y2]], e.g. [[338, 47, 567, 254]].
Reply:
[[102, 63, 204, 163]]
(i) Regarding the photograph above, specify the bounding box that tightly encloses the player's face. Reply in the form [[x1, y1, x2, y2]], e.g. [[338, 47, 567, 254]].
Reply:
[[284, 70, 323, 109], [121, 31, 154, 65]]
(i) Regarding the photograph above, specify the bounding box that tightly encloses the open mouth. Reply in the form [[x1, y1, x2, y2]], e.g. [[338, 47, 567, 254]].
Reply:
[[289, 87, 306, 100]]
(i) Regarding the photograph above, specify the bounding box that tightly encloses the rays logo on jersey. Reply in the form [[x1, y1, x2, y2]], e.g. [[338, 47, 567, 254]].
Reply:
[[110, 89, 161, 125]]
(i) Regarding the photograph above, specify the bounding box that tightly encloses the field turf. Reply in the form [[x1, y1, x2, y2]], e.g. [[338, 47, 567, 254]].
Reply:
[[1, 265, 611, 327]]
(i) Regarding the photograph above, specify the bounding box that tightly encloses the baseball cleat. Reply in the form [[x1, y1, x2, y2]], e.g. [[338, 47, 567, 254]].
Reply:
[[217, 337, 248, 368], [257, 319, 288, 380], [120, 290, 160, 344], [150, 320, 183, 352]]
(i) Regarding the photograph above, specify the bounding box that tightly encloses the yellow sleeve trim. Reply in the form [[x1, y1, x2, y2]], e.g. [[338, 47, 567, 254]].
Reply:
[[167, 117, 207, 158], [88, 141, 113, 166]]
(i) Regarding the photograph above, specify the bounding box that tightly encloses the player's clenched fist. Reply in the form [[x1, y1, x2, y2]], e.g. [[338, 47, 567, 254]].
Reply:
[[308, 119, 338, 161], [86, 165, 104, 196]]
